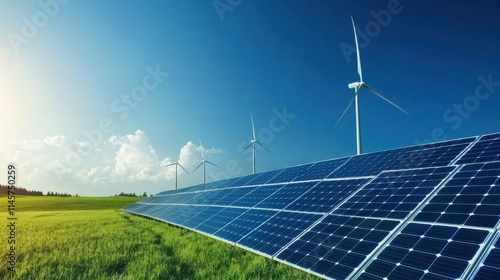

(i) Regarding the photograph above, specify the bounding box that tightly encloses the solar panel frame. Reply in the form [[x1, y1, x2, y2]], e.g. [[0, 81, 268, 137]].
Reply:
[[469, 231, 500, 279]]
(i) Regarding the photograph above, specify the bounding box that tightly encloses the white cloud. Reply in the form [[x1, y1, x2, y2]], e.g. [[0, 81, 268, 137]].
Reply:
[[0, 130, 222, 196]]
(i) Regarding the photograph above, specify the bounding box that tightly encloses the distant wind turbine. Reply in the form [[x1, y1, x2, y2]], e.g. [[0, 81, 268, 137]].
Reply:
[[240, 114, 271, 174], [193, 139, 220, 184], [164, 160, 188, 190], [335, 16, 409, 155]]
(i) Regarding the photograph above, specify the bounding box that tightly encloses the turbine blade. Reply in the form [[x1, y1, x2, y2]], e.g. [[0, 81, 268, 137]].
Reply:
[[334, 91, 359, 129], [362, 83, 409, 115], [351, 16, 363, 82], [250, 113, 256, 140], [239, 143, 252, 155], [164, 163, 177, 167], [193, 162, 203, 173], [198, 138, 205, 160], [206, 160, 221, 169], [256, 141, 272, 153], [177, 163, 189, 174]]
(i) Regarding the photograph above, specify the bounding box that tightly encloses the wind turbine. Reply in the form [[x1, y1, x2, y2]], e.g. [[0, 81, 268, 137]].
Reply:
[[240, 114, 271, 174], [335, 16, 409, 155], [193, 139, 220, 184], [164, 160, 188, 190]]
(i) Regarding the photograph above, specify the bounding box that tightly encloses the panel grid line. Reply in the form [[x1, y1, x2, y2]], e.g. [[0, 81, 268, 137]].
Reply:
[[451, 136, 481, 165]]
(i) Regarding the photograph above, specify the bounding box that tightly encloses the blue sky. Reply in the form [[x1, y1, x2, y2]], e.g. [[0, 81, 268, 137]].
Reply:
[[1, 0, 499, 196]]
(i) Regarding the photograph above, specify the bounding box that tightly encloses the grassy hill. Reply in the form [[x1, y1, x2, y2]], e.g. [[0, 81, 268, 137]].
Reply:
[[0, 196, 318, 279]]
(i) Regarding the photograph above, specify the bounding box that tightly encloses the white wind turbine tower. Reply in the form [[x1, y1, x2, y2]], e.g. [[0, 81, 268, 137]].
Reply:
[[240, 114, 271, 174], [164, 160, 188, 190], [193, 139, 220, 184], [335, 16, 409, 155]]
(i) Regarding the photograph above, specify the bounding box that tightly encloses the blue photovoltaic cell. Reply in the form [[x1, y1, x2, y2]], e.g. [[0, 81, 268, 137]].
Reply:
[[201, 188, 240, 205], [230, 184, 283, 207], [195, 207, 247, 234], [213, 187, 256, 206], [144, 204, 169, 217], [168, 205, 208, 226], [334, 167, 455, 220], [238, 211, 322, 256], [255, 182, 318, 210], [358, 223, 490, 280], [213, 209, 277, 243], [328, 138, 473, 178], [415, 162, 500, 228], [208, 177, 243, 190], [246, 169, 284, 185], [186, 190, 221, 205], [266, 163, 315, 184], [122, 203, 146, 213], [182, 206, 223, 228], [293, 158, 347, 181], [457, 133, 500, 164], [278, 215, 399, 280], [285, 179, 369, 213], [473, 233, 500, 279], [229, 173, 262, 187]]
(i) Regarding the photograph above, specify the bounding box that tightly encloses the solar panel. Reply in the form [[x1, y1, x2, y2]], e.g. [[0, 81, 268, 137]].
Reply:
[[357, 223, 490, 280], [334, 166, 456, 220], [266, 163, 315, 183], [195, 207, 247, 234], [328, 137, 475, 178], [230, 184, 283, 207], [414, 162, 500, 228], [237, 211, 323, 256], [255, 182, 319, 210], [458, 133, 500, 164], [121, 132, 500, 279], [294, 158, 347, 181], [213, 209, 277, 243], [284, 179, 369, 213], [277, 215, 400, 279], [246, 169, 285, 185]]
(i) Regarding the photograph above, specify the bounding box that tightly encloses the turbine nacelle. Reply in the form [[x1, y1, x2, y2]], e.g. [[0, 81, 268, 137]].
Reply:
[[348, 82, 363, 89]]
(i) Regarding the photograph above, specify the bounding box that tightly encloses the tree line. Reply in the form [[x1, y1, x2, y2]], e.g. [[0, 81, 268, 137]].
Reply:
[[115, 192, 148, 197], [0, 185, 77, 196], [0, 184, 149, 197], [0, 185, 43, 196]]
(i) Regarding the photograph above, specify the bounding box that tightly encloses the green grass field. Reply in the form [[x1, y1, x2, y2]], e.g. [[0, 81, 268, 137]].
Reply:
[[0, 196, 318, 279]]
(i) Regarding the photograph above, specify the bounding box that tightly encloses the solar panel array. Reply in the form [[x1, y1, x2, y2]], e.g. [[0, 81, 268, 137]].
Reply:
[[122, 132, 500, 279]]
